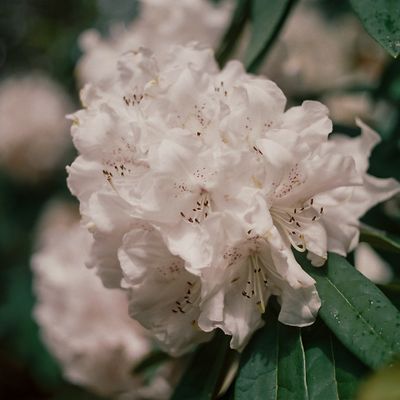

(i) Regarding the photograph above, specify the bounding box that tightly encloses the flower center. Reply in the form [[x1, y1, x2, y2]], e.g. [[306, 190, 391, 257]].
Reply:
[[228, 246, 271, 314], [271, 198, 323, 252], [171, 280, 200, 315], [241, 254, 269, 313], [180, 190, 212, 224]]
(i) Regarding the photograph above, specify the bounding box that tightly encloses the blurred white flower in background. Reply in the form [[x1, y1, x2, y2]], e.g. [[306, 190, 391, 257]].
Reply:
[[76, 0, 231, 86], [263, 0, 387, 95], [67, 43, 399, 353], [322, 92, 398, 139], [0, 75, 72, 182], [31, 201, 180, 399], [322, 93, 374, 125], [355, 242, 393, 284]]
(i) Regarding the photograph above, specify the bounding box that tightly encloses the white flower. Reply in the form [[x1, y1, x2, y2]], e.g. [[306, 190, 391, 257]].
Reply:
[[76, 0, 231, 86], [68, 44, 399, 353], [197, 115, 399, 349], [0, 75, 72, 182], [322, 93, 373, 125], [32, 202, 178, 398], [119, 224, 212, 356], [317, 119, 400, 257], [198, 226, 320, 349], [355, 242, 393, 284]]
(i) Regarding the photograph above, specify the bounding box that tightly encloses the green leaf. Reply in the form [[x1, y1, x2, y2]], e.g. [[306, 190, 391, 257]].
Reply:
[[235, 312, 309, 400], [234, 312, 280, 399], [299, 253, 400, 370], [304, 330, 340, 400], [359, 225, 400, 253], [278, 324, 309, 399], [171, 330, 230, 400], [303, 322, 367, 400], [331, 334, 368, 400], [235, 310, 366, 400], [244, 0, 296, 73], [349, 0, 400, 58], [215, 0, 250, 67]]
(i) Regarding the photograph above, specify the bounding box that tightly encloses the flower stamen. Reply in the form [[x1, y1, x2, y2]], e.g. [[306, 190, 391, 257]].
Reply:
[[271, 198, 323, 253], [171, 280, 200, 314], [180, 190, 211, 224]]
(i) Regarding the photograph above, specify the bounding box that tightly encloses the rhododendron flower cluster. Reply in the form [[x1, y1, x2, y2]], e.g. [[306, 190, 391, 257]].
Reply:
[[32, 201, 180, 398], [67, 43, 399, 355]]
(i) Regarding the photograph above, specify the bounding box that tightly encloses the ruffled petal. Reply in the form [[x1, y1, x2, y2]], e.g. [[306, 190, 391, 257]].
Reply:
[[119, 226, 211, 356], [264, 227, 320, 326]]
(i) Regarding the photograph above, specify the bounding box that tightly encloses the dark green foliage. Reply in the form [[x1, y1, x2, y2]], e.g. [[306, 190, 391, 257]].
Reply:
[[299, 253, 400, 370], [349, 0, 400, 58], [171, 331, 231, 400], [235, 309, 367, 400]]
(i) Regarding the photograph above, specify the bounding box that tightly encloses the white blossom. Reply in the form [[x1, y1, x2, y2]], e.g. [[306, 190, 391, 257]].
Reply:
[[76, 0, 231, 86], [68, 44, 399, 352], [318, 119, 399, 257], [32, 202, 178, 398], [322, 93, 373, 125], [0, 75, 72, 182]]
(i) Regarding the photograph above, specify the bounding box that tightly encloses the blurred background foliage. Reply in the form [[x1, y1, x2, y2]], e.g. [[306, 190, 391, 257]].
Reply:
[[0, 0, 399, 399]]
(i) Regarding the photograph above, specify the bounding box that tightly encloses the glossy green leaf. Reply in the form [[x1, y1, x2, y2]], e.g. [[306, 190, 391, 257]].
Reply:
[[170, 331, 230, 400], [244, 0, 296, 72], [349, 0, 400, 58], [303, 323, 367, 400], [359, 225, 400, 253], [331, 335, 368, 400], [304, 330, 339, 400], [234, 313, 279, 399], [235, 311, 366, 400], [278, 324, 308, 399], [235, 313, 309, 400], [299, 253, 400, 370]]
